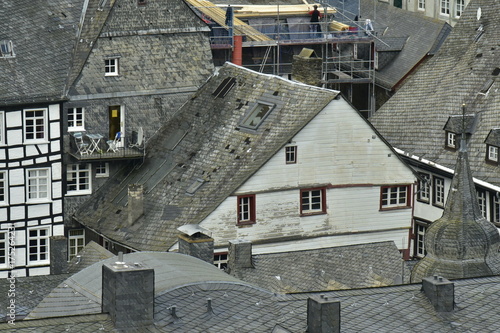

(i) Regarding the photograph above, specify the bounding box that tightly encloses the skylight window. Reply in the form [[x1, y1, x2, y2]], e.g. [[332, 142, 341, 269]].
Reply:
[[0, 40, 15, 58], [240, 102, 275, 130], [213, 77, 236, 98]]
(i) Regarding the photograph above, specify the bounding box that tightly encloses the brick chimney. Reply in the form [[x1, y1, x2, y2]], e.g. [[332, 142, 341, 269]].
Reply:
[[50, 236, 68, 275], [177, 224, 214, 264], [307, 295, 341, 333], [422, 275, 454, 312], [227, 239, 253, 274], [128, 184, 143, 226], [102, 253, 154, 329]]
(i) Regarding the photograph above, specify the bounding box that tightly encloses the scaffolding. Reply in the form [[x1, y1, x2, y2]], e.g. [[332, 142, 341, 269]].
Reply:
[[185, 0, 376, 117]]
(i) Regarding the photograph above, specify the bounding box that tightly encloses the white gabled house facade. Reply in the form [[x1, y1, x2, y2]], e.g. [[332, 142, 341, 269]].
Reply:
[[0, 103, 64, 277], [198, 96, 417, 258]]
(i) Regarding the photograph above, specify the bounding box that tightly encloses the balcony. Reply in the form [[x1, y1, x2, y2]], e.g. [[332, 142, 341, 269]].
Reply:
[[68, 131, 145, 162]]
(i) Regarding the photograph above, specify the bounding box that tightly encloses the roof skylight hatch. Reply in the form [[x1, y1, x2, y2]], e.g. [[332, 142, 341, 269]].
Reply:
[[212, 77, 236, 98], [240, 101, 275, 130], [0, 40, 15, 58]]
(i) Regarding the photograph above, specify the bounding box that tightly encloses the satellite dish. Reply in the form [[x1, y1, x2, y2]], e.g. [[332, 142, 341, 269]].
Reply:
[[477, 7, 482, 20]]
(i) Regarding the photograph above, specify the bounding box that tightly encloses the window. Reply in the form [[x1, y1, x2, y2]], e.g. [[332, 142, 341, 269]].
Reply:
[[67, 164, 91, 194], [0, 111, 4, 145], [138, 0, 147, 5], [285, 146, 297, 164], [28, 227, 50, 264], [237, 194, 256, 225], [214, 252, 228, 270], [0, 171, 6, 204], [105, 58, 119, 76], [24, 109, 47, 142], [418, 0, 425, 10], [446, 131, 456, 149], [492, 194, 500, 224], [95, 162, 109, 178], [380, 185, 410, 209], [433, 176, 445, 207], [415, 222, 427, 258], [456, 0, 464, 17], [212, 77, 236, 98], [487, 145, 499, 163], [0, 232, 7, 267], [440, 0, 450, 15], [0, 40, 15, 58], [477, 189, 487, 218], [68, 107, 85, 131], [27, 168, 50, 201], [68, 229, 85, 260], [300, 188, 326, 215], [240, 102, 274, 130], [417, 173, 430, 203]]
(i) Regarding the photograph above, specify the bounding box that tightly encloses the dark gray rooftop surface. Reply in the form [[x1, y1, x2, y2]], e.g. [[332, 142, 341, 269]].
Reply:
[[68, 241, 114, 274], [74, 62, 338, 251], [370, 0, 500, 187], [232, 241, 410, 293], [0, 0, 82, 105]]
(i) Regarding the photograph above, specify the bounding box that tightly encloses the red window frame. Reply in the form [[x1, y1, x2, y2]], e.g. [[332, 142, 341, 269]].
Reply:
[[237, 194, 256, 225]]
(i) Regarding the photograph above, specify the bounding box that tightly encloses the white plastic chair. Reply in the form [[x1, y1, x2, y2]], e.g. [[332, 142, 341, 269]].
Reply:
[[106, 131, 121, 152], [129, 127, 144, 149]]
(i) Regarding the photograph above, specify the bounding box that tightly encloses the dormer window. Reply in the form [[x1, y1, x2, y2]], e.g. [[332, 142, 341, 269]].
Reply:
[[0, 40, 15, 58], [484, 128, 500, 164], [446, 131, 457, 149]]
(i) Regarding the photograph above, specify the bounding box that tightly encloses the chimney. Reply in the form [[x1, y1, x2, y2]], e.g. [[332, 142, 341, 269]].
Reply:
[[422, 275, 454, 312], [128, 184, 144, 226], [50, 236, 68, 275], [102, 254, 154, 329], [227, 239, 253, 274], [291, 48, 322, 86], [307, 295, 341, 333], [177, 225, 214, 264]]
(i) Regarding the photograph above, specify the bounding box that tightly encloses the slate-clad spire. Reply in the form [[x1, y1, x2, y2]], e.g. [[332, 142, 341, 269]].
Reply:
[[411, 108, 500, 282]]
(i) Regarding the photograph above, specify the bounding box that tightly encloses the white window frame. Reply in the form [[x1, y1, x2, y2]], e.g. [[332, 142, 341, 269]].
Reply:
[[418, 0, 425, 10], [417, 173, 430, 203], [105, 58, 119, 76], [493, 194, 500, 224], [455, 0, 465, 17], [27, 168, 51, 202], [381, 185, 410, 209], [28, 227, 50, 265], [68, 229, 85, 260], [415, 223, 427, 258], [488, 145, 499, 162], [0, 40, 15, 58], [440, 0, 450, 15], [214, 252, 228, 270], [433, 176, 445, 207], [0, 231, 8, 268], [301, 188, 326, 215], [24, 108, 47, 143], [95, 162, 109, 178], [0, 111, 4, 145], [67, 164, 92, 195], [0, 171, 7, 205], [477, 190, 487, 219], [285, 146, 297, 164], [446, 131, 456, 148], [67, 107, 85, 132]]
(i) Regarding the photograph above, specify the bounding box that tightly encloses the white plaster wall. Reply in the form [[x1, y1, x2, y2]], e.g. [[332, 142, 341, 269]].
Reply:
[[28, 204, 50, 219], [5, 110, 22, 128]]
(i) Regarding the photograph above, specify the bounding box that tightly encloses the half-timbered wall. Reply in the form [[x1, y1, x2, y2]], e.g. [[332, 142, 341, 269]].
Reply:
[[0, 103, 64, 277]]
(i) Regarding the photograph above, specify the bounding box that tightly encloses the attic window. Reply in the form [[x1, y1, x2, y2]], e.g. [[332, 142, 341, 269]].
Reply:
[[484, 129, 500, 164], [0, 40, 15, 58], [445, 131, 457, 150], [98, 0, 107, 11], [213, 77, 236, 98], [240, 102, 275, 130], [138, 0, 147, 5], [186, 178, 205, 195], [479, 78, 495, 95], [474, 24, 484, 42]]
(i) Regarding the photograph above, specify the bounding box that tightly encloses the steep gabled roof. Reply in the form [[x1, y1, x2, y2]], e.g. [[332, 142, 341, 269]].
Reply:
[[74, 63, 338, 251], [0, 0, 83, 105], [370, 0, 500, 187]]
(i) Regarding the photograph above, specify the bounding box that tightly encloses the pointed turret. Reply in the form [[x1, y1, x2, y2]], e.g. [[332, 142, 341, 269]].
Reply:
[[411, 109, 500, 282]]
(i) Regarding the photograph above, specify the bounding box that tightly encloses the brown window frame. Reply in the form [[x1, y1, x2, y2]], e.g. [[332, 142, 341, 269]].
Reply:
[[237, 194, 256, 225], [380, 185, 411, 211], [300, 187, 327, 216]]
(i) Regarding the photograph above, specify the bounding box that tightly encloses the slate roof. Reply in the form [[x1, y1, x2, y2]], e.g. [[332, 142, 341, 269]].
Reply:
[[231, 241, 411, 293], [67, 241, 114, 274], [369, 0, 500, 187], [0, 0, 83, 105], [0, 273, 69, 322], [73, 62, 338, 251]]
